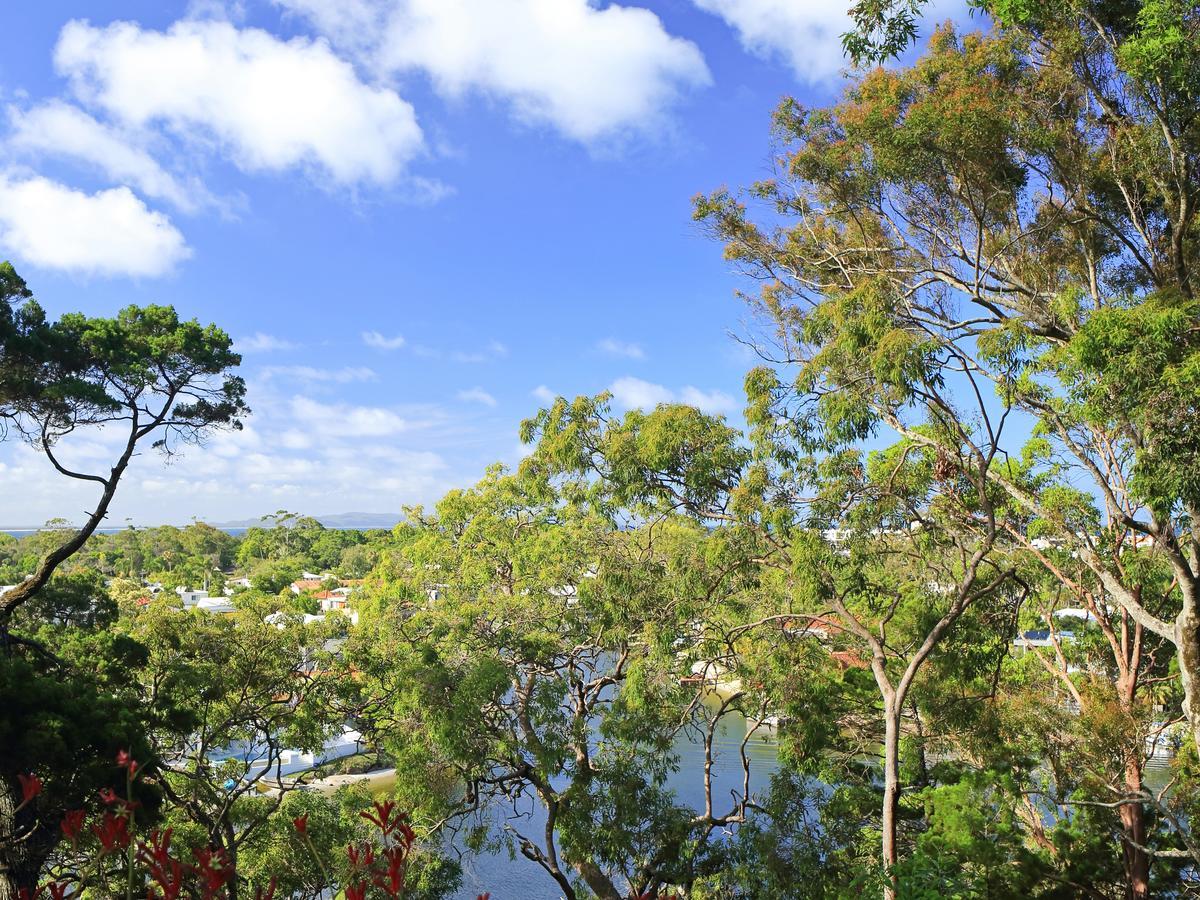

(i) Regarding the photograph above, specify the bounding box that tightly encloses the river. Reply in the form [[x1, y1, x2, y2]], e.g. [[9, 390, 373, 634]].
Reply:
[[442, 697, 781, 900], [440, 713, 1179, 898]]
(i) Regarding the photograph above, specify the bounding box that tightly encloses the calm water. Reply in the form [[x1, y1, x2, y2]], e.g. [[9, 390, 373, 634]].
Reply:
[[447, 697, 780, 900], [437, 709, 1181, 899]]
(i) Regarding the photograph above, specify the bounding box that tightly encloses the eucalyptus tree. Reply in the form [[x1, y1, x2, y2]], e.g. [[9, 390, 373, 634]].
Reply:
[[695, 2, 1200, 756], [235, 512, 328, 568], [342, 463, 770, 900], [523, 395, 1021, 896], [842, 0, 931, 65], [902, 532, 1189, 897], [990, 562, 1186, 897]]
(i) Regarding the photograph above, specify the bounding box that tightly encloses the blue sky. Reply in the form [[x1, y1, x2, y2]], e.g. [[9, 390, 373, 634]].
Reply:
[[0, 0, 967, 526]]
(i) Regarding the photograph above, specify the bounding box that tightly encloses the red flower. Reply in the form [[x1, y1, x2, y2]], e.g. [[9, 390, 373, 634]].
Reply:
[[45, 885, 68, 900], [346, 843, 375, 871], [361, 799, 401, 836], [98, 787, 120, 806], [192, 847, 232, 899], [17, 773, 42, 805], [115, 750, 139, 774], [148, 864, 186, 900], [92, 812, 131, 853], [138, 830, 186, 900], [292, 813, 309, 836], [140, 828, 174, 865], [345, 883, 367, 900], [61, 810, 87, 844], [374, 845, 408, 898], [397, 821, 415, 848]]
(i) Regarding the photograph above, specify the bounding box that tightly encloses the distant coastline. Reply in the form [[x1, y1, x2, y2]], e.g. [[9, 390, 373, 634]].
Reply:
[[2, 527, 251, 539], [0, 511, 403, 537]]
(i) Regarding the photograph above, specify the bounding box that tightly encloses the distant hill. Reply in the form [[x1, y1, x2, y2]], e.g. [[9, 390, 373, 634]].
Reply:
[[210, 512, 404, 530]]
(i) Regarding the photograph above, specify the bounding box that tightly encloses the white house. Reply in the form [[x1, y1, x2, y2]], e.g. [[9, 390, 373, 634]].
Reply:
[[314, 590, 351, 612], [176, 587, 210, 608]]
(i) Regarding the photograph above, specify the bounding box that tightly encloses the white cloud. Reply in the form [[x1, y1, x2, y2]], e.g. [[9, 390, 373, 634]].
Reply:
[[0, 174, 189, 277], [691, 0, 968, 83], [609, 376, 736, 415], [276, 0, 711, 143], [55, 18, 425, 187], [362, 330, 406, 350], [278, 429, 313, 450], [207, 422, 261, 458], [238, 332, 298, 352], [260, 365, 377, 383], [7, 101, 211, 212], [291, 395, 412, 436], [0, 384, 463, 526], [274, 0, 380, 49], [531, 385, 556, 404], [609, 376, 674, 409], [457, 386, 497, 407], [678, 386, 738, 414], [597, 337, 645, 359], [690, 0, 852, 83]]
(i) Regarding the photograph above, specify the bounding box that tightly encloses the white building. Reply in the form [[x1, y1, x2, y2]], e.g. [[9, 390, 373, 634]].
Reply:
[[177, 587, 210, 608], [195, 596, 236, 614]]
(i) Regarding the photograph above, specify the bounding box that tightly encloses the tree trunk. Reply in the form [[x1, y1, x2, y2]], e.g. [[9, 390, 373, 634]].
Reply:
[[0, 786, 51, 900], [220, 819, 239, 900], [1119, 755, 1150, 900], [881, 698, 901, 900], [574, 859, 621, 900], [1176, 606, 1200, 753], [0, 841, 40, 900], [0, 860, 39, 900]]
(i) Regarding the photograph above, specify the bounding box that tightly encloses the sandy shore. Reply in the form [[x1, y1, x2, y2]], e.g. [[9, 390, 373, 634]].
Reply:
[[258, 766, 397, 796]]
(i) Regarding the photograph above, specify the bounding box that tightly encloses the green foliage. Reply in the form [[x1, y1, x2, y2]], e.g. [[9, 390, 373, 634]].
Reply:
[[13, 8, 1200, 896], [705, 773, 881, 898], [1062, 293, 1200, 515], [843, 0, 927, 65], [9, 569, 115, 629], [1, 279, 246, 447], [688, 6, 1200, 894], [249, 559, 302, 594], [897, 775, 1050, 897], [233, 788, 460, 900], [0, 629, 167, 886], [340, 463, 776, 897]]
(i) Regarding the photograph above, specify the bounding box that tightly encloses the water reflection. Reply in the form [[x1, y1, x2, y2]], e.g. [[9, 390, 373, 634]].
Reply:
[[448, 694, 780, 900]]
